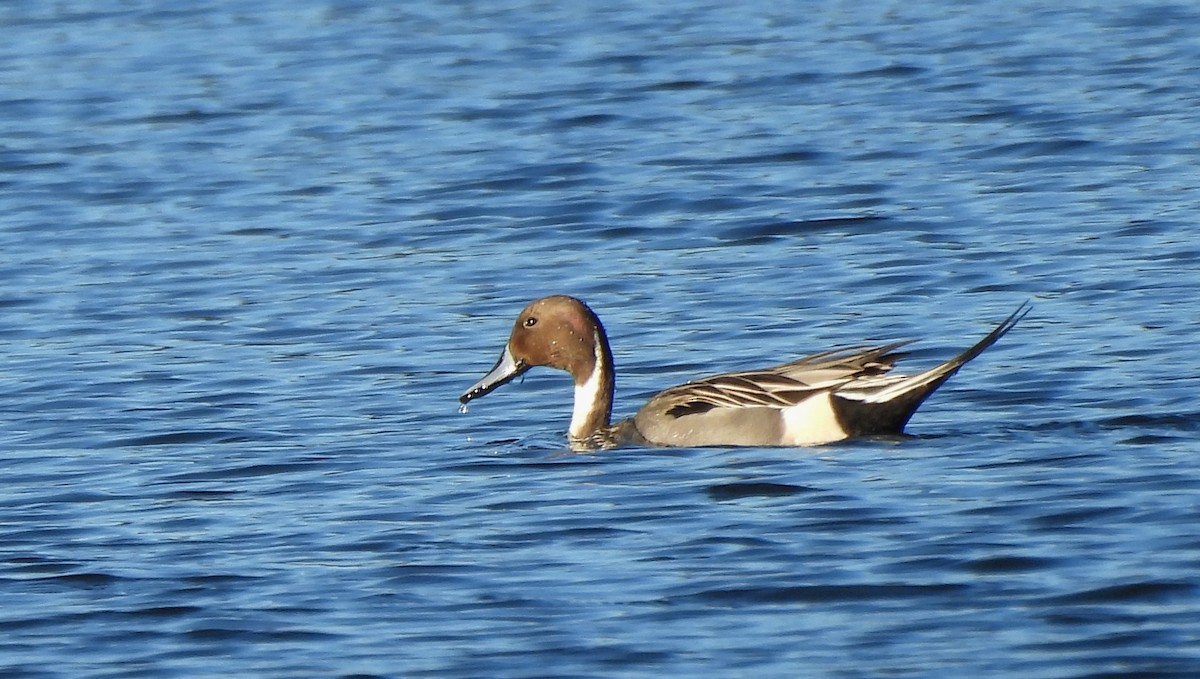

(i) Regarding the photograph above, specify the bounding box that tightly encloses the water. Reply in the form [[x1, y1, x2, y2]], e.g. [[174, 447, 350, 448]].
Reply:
[[2, 0, 1199, 676]]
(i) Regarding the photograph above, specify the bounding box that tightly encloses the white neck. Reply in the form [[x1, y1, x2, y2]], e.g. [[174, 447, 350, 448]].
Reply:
[[569, 339, 607, 439]]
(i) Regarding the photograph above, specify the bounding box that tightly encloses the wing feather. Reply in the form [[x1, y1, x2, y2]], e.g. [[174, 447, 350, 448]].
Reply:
[[655, 341, 913, 417]]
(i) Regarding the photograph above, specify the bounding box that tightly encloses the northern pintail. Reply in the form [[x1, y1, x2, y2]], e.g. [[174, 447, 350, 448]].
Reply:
[[460, 296, 1029, 449]]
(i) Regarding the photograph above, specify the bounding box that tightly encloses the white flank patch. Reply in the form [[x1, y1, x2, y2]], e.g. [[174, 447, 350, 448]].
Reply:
[[569, 336, 607, 439], [780, 392, 849, 446]]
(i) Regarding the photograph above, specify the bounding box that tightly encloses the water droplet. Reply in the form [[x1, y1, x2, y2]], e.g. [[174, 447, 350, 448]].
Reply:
[[458, 403, 469, 415]]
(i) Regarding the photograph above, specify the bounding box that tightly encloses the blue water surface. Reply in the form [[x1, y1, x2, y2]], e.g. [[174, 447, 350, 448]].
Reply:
[[3, 1, 1200, 677]]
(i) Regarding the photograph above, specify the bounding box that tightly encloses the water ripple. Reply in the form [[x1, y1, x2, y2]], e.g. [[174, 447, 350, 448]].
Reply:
[[3, 0, 1200, 677]]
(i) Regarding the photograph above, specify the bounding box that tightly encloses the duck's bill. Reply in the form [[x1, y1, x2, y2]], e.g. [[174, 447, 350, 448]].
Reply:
[[460, 346, 529, 404]]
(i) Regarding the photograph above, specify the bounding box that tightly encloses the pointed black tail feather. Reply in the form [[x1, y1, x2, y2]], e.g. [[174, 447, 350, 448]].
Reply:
[[832, 301, 1031, 435]]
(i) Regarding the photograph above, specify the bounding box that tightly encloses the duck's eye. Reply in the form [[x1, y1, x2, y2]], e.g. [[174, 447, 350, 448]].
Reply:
[[524, 317, 538, 328]]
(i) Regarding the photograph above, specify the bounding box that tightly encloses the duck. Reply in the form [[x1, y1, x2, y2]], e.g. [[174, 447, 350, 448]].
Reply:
[[459, 295, 1029, 449]]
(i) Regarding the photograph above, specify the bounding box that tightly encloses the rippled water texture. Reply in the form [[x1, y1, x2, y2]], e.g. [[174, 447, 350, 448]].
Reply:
[[3, 1, 1200, 677]]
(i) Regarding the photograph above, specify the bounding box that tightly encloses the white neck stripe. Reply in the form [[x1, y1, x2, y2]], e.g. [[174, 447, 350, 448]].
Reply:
[[569, 331, 607, 439]]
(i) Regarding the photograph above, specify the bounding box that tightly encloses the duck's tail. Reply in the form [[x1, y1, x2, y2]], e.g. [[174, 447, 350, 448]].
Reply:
[[832, 302, 1031, 435]]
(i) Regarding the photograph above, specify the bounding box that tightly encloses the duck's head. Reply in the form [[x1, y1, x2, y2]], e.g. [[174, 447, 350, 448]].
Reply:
[[460, 295, 607, 404]]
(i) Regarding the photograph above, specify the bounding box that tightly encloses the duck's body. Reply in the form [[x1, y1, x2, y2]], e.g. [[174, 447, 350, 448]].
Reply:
[[460, 296, 1028, 449]]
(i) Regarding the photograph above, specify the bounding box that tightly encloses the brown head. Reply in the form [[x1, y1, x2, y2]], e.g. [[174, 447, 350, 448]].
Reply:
[[460, 295, 614, 404]]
